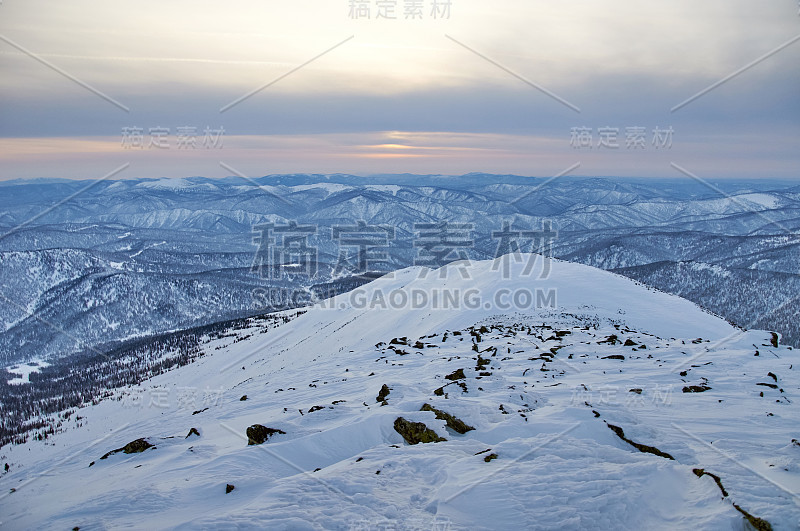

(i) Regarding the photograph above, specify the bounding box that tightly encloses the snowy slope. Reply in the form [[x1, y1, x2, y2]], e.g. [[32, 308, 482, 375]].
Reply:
[[1, 256, 798, 530]]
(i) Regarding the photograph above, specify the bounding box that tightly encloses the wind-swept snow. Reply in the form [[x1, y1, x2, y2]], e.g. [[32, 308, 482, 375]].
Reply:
[[1, 256, 797, 529]]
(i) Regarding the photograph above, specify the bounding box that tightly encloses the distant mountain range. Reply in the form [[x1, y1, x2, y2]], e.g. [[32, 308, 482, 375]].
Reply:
[[1, 174, 798, 364]]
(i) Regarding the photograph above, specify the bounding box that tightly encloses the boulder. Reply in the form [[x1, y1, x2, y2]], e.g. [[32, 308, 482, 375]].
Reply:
[[246, 424, 286, 445], [393, 417, 446, 445]]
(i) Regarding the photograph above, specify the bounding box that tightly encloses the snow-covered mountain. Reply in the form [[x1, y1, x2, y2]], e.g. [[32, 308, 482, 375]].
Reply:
[[1, 174, 799, 364], [2, 257, 797, 529]]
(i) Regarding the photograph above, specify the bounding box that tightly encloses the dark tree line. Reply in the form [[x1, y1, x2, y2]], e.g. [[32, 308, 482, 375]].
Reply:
[[0, 311, 298, 448]]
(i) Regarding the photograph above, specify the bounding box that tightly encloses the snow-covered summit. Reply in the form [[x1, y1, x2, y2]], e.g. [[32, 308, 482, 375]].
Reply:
[[290, 255, 736, 354], [1, 257, 797, 529], [135, 177, 219, 192]]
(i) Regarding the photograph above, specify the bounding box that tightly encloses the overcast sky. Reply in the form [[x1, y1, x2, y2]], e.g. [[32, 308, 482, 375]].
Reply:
[[0, 0, 798, 180]]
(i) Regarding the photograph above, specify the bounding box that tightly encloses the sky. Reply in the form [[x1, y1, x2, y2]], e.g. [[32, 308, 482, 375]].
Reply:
[[0, 0, 798, 181]]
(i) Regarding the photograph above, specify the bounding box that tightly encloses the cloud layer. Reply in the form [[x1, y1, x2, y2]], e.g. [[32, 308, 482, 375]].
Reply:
[[0, 0, 797, 179]]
